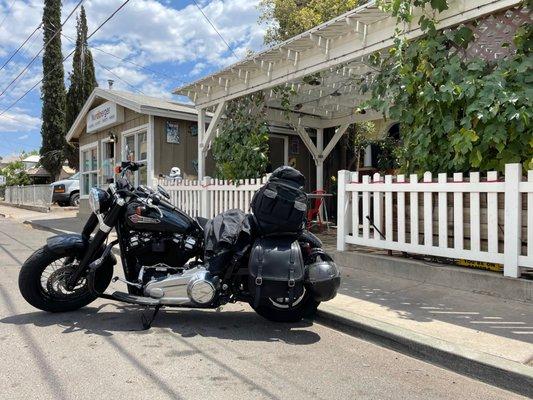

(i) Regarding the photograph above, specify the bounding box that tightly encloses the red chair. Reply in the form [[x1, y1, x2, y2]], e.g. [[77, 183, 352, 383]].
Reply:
[[307, 190, 326, 232]]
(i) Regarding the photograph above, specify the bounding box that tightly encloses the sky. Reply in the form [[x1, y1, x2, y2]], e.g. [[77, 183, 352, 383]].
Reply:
[[0, 0, 268, 158]]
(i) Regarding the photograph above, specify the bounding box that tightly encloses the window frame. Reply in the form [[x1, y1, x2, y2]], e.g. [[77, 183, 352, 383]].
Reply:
[[121, 124, 148, 187], [100, 137, 116, 187], [79, 141, 99, 198]]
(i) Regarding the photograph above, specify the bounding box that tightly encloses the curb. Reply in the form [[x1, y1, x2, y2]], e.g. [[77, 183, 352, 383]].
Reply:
[[316, 305, 533, 398]]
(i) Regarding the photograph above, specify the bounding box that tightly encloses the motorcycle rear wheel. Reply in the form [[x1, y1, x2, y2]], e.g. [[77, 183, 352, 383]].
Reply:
[[251, 289, 319, 323], [18, 245, 113, 313]]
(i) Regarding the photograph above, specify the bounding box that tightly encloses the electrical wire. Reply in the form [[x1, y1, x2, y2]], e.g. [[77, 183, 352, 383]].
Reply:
[[191, 0, 238, 59], [0, 112, 41, 129], [0, 0, 18, 31], [0, 23, 42, 73], [93, 57, 145, 94], [61, 32, 186, 85], [0, 0, 84, 99], [0, 0, 132, 117]]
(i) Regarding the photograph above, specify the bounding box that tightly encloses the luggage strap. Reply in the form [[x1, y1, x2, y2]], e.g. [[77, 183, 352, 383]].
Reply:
[[254, 241, 264, 308], [288, 242, 296, 307]]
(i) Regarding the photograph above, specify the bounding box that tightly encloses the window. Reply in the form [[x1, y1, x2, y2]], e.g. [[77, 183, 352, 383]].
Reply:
[[122, 129, 148, 187], [101, 140, 115, 185], [80, 144, 98, 196]]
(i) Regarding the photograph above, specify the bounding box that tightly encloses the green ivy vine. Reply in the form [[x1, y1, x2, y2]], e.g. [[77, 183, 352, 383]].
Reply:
[[212, 94, 270, 181], [362, 0, 533, 174]]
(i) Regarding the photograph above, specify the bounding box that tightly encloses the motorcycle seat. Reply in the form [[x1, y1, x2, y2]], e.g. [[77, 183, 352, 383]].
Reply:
[[196, 216, 209, 230]]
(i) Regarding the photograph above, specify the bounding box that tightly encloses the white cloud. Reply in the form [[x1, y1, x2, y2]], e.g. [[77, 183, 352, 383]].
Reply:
[[0, 110, 41, 132], [0, 0, 266, 120], [18, 134, 29, 139]]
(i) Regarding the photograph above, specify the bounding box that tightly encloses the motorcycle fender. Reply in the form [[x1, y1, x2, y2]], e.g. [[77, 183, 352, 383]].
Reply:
[[46, 234, 117, 265], [46, 234, 87, 254]]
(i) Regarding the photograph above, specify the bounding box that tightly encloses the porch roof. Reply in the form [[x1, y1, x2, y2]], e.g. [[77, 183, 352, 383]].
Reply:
[[174, 0, 520, 129], [66, 88, 203, 142]]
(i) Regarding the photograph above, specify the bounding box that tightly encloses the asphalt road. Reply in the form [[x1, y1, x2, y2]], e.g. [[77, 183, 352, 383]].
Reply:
[[0, 217, 525, 400]]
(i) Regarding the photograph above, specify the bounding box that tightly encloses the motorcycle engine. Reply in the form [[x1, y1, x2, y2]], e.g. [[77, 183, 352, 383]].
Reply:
[[125, 231, 198, 283]]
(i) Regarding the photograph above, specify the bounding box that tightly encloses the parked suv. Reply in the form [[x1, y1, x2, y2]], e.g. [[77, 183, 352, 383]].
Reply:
[[51, 173, 80, 206]]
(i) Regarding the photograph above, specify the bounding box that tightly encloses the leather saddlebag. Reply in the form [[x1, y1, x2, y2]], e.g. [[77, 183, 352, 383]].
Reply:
[[248, 236, 305, 307]]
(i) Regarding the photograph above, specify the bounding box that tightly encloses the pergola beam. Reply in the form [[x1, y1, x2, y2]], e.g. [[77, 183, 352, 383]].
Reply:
[[202, 100, 226, 154], [175, 0, 519, 109], [294, 125, 319, 159], [323, 124, 350, 160]]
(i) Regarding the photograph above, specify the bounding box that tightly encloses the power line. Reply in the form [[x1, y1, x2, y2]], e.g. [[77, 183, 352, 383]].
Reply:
[[0, 112, 41, 129], [61, 31, 145, 94], [0, 23, 42, 73], [191, 0, 238, 59], [61, 31, 186, 85], [93, 58, 145, 94], [0, 0, 84, 99], [0, 0, 132, 118], [0, 0, 18, 31]]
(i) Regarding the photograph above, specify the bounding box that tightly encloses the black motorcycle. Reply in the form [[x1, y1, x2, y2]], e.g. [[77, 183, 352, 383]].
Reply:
[[18, 162, 340, 328]]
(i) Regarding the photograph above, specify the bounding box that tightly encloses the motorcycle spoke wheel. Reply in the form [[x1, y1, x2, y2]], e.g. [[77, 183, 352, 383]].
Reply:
[[40, 257, 87, 300]]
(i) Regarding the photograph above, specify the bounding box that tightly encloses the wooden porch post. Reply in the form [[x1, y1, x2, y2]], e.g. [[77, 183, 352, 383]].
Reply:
[[197, 108, 206, 180]]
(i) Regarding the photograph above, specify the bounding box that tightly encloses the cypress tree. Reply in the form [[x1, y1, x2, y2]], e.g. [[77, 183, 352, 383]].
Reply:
[[65, 6, 97, 170], [40, 0, 66, 180]]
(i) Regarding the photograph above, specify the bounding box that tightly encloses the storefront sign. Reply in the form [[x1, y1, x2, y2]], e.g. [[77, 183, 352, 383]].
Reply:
[[87, 101, 124, 133]]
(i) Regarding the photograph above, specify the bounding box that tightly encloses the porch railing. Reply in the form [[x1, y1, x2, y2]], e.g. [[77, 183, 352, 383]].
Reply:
[[158, 176, 268, 219], [336, 163, 532, 278], [3, 184, 53, 208]]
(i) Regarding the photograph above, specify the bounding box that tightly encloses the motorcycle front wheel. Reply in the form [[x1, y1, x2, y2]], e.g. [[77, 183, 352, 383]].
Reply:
[[251, 288, 319, 323], [18, 245, 113, 313]]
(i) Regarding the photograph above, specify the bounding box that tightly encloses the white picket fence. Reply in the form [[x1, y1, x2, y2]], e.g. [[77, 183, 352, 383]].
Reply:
[[158, 176, 268, 219], [337, 163, 532, 278], [4, 184, 53, 208]]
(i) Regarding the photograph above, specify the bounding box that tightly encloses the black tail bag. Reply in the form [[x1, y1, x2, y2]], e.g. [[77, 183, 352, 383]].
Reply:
[[251, 166, 308, 235], [248, 236, 305, 307]]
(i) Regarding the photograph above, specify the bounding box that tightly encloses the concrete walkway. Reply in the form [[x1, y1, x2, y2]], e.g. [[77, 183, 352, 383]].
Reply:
[[1, 202, 532, 395]]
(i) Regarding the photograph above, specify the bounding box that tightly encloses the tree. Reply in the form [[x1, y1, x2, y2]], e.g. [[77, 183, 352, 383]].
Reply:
[[363, 0, 532, 174], [65, 6, 97, 170], [259, 0, 363, 45], [0, 161, 30, 186], [212, 95, 270, 180], [40, 0, 66, 180]]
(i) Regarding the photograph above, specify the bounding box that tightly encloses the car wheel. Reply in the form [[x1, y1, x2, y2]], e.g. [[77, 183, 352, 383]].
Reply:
[[69, 193, 80, 207]]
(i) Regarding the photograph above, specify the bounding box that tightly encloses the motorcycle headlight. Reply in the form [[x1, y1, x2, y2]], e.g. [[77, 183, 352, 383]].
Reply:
[[88, 187, 110, 214]]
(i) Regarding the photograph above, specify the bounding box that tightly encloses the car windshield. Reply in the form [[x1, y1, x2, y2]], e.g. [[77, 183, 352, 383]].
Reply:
[[69, 172, 80, 180]]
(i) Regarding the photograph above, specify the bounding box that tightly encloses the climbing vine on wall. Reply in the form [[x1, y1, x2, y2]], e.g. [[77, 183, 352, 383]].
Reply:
[[212, 94, 270, 181], [361, 0, 533, 174]]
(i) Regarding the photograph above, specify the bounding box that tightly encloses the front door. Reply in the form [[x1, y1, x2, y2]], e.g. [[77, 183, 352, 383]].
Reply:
[[268, 135, 288, 172]]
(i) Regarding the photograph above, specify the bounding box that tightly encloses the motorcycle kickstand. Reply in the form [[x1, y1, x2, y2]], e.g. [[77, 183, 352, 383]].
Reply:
[[141, 305, 161, 330]]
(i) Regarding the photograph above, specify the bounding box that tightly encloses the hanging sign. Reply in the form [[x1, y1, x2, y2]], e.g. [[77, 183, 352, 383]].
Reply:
[[87, 101, 124, 133]]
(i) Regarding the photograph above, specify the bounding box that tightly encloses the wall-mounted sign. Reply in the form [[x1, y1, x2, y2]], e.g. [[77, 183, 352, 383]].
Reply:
[[87, 101, 124, 133], [166, 121, 180, 143]]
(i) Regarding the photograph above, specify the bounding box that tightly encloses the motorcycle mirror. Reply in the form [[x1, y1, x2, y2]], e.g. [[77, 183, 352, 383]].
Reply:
[[157, 185, 171, 200]]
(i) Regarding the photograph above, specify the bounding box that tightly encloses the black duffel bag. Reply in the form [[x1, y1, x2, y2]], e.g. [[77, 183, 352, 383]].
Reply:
[[248, 236, 305, 308], [251, 166, 307, 235]]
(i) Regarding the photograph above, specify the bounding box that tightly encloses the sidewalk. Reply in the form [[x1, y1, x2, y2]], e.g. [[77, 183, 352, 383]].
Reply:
[[2, 202, 532, 395], [319, 255, 533, 396], [0, 203, 84, 234]]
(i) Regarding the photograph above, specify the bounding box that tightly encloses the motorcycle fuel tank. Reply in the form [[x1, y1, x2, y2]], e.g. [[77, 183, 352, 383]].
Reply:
[[124, 200, 195, 234]]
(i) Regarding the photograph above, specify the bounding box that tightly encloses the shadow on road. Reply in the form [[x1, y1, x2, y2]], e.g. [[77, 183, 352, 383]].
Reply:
[[0, 303, 321, 345]]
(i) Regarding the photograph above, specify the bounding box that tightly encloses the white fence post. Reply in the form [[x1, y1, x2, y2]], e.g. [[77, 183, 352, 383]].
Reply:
[[337, 170, 350, 251], [504, 163, 522, 278], [201, 177, 211, 218]]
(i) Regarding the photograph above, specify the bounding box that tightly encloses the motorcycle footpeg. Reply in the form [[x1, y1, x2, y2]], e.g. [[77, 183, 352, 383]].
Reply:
[[111, 291, 160, 306]]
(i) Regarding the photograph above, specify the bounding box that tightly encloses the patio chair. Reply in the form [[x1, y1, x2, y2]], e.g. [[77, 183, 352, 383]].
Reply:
[[307, 190, 326, 232]]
